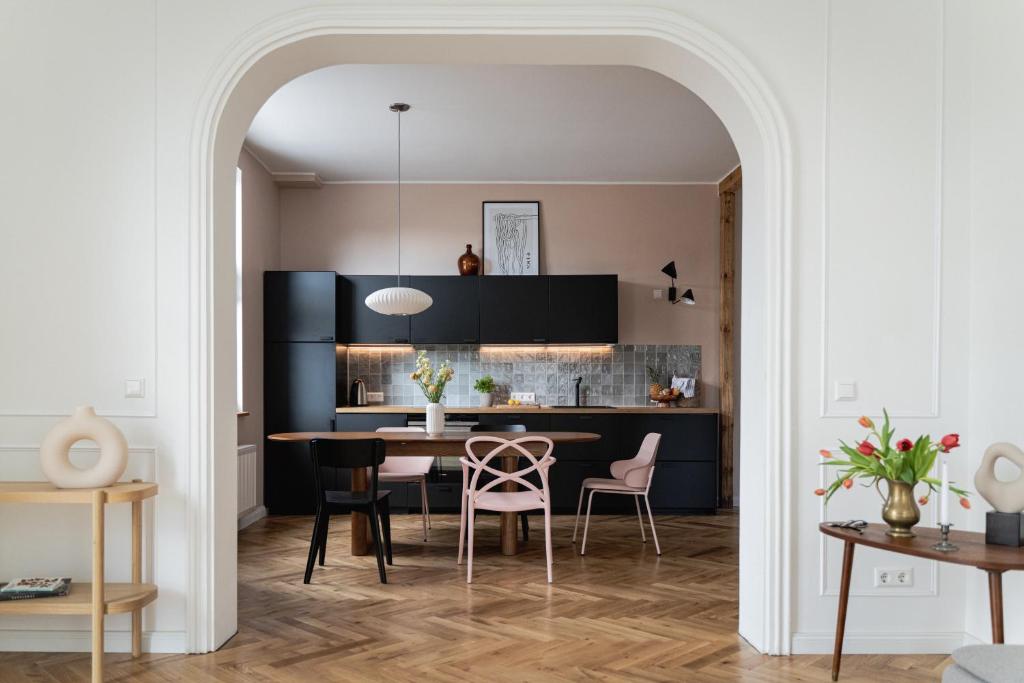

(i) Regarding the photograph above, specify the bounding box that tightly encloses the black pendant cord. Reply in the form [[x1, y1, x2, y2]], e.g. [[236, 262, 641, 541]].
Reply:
[[396, 106, 402, 288]]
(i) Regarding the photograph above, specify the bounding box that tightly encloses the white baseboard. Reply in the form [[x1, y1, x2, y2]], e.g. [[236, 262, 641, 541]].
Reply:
[[792, 631, 972, 655], [238, 505, 267, 530], [0, 629, 186, 653]]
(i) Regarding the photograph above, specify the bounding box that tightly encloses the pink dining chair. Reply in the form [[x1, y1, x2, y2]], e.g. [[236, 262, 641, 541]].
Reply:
[[375, 426, 434, 541], [572, 432, 662, 555], [457, 436, 556, 584]]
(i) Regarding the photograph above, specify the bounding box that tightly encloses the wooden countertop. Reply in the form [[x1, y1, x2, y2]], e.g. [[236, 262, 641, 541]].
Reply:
[[336, 405, 717, 415]]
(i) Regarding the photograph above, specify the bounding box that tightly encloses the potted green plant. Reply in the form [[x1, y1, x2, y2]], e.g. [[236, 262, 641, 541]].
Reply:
[[816, 409, 969, 538], [473, 375, 496, 408]]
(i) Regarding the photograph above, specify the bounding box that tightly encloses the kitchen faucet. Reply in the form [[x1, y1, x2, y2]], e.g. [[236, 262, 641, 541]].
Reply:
[[572, 377, 583, 407]]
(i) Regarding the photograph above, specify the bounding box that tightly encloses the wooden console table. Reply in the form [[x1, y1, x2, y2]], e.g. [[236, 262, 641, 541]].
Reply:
[[821, 522, 1024, 681], [0, 481, 158, 682]]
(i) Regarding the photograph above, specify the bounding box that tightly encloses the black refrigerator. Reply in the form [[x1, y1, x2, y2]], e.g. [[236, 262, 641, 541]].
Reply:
[[264, 271, 343, 514]]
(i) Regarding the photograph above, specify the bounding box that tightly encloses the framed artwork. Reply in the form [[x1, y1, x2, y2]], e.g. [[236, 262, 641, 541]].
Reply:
[[481, 201, 540, 275]]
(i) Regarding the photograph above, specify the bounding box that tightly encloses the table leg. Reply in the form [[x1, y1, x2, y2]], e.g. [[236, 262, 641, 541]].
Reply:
[[988, 570, 1005, 644], [500, 454, 518, 556], [131, 497, 142, 657], [351, 467, 370, 556], [91, 490, 105, 683], [831, 540, 855, 682]]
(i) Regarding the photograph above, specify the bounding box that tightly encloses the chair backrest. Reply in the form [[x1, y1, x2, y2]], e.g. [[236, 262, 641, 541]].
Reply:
[[462, 436, 555, 501], [470, 423, 527, 432], [375, 426, 433, 474], [310, 438, 386, 504], [610, 432, 662, 489]]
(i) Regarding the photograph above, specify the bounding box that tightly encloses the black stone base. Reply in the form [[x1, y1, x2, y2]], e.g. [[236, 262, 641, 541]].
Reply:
[[986, 511, 1024, 546]]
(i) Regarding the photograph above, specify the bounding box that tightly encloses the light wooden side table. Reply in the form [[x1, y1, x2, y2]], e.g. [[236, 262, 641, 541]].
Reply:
[[0, 480, 158, 682]]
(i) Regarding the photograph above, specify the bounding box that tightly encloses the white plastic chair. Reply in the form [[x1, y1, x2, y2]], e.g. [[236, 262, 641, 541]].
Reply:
[[375, 426, 434, 541], [572, 432, 662, 555], [457, 436, 556, 583]]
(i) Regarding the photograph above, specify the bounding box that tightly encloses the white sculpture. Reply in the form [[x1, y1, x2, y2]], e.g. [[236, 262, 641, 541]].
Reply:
[[39, 406, 128, 489], [974, 443, 1024, 513]]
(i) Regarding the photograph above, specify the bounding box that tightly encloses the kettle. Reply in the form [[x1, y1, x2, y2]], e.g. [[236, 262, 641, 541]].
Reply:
[[349, 379, 368, 407]]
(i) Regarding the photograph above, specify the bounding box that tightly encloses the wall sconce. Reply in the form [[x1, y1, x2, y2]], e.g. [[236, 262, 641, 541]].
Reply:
[[661, 261, 696, 305]]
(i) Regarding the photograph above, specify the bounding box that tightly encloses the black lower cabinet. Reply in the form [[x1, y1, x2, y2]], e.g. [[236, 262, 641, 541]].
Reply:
[[648, 461, 718, 511]]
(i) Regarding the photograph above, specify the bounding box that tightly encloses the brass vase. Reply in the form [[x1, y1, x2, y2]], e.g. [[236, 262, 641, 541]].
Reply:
[[458, 244, 480, 276], [881, 479, 920, 538]]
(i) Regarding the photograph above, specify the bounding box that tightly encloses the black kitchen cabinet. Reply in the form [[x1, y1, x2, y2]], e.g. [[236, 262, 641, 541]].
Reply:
[[479, 276, 550, 343], [549, 413, 619, 461], [264, 271, 338, 342], [648, 461, 718, 511], [339, 275, 412, 343], [264, 342, 340, 514], [626, 413, 720, 462], [409, 276, 480, 343], [335, 413, 408, 432], [548, 275, 618, 344], [475, 413, 551, 431]]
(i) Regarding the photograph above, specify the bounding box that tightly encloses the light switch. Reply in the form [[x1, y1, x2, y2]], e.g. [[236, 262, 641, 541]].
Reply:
[[125, 379, 145, 398], [653, 289, 664, 300], [834, 380, 857, 401]]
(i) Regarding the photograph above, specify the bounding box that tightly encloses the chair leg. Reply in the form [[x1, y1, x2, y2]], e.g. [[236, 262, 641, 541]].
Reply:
[[420, 477, 429, 541], [367, 503, 388, 584], [304, 510, 324, 584], [380, 498, 393, 566], [634, 495, 647, 543], [318, 513, 329, 566], [457, 490, 467, 565], [644, 494, 662, 556], [572, 486, 586, 543], [520, 512, 529, 542], [544, 505, 553, 584], [581, 490, 596, 555], [466, 503, 476, 584]]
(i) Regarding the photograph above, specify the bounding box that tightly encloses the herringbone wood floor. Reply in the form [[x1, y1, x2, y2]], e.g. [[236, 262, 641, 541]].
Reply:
[[2, 511, 951, 682]]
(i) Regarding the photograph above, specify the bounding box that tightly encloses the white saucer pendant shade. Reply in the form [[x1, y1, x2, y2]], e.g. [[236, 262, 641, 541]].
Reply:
[[365, 286, 433, 316]]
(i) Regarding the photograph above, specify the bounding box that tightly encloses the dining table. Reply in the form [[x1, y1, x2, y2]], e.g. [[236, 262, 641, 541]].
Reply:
[[267, 430, 601, 556]]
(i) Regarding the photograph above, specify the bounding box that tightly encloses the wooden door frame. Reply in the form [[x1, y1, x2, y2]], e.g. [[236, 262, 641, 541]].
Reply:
[[718, 165, 740, 508]]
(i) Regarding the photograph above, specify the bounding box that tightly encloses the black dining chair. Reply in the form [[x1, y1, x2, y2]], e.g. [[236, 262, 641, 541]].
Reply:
[[469, 424, 531, 541], [305, 438, 393, 585]]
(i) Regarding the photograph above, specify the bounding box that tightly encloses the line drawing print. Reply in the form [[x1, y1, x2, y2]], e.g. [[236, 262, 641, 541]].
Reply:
[[493, 212, 535, 274]]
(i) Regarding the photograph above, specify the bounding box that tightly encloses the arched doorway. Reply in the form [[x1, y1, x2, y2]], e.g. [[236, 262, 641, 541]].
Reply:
[[186, 13, 793, 655]]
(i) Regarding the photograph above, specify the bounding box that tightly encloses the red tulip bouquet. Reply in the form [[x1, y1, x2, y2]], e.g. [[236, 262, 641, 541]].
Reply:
[[815, 409, 969, 507]]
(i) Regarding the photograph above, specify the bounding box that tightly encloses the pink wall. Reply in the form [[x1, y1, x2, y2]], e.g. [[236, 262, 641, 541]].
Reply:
[[280, 183, 721, 406], [237, 149, 281, 452]]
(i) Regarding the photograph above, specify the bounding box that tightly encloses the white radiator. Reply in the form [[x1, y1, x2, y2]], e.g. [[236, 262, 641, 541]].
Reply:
[[237, 444, 264, 528]]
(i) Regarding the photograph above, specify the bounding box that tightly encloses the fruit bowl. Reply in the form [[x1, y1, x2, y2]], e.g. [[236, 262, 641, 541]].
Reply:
[[649, 387, 682, 406]]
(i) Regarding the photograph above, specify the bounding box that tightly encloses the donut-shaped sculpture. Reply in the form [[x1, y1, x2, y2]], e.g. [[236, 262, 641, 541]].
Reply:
[[974, 442, 1024, 513], [39, 406, 128, 489]]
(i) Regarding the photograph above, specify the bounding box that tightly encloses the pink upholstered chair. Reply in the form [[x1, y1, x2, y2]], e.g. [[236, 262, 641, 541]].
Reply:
[[572, 432, 662, 555], [375, 427, 434, 541], [457, 436, 556, 583]]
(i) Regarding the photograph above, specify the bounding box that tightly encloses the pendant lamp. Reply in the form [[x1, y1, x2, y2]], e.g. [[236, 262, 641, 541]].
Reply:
[[365, 103, 432, 316]]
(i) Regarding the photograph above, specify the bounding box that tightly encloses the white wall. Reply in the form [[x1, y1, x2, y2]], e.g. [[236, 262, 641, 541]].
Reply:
[[0, 0, 1017, 655], [964, 0, 1024, 644]]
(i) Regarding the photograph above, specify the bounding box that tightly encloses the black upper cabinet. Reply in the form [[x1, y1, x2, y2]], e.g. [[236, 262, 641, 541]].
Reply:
[[479, 276, 550, 343], [339, 275, 412, 344], [409, 276, 480, 343], [264, 271, 337, 342], [548, 275, 618, 343]]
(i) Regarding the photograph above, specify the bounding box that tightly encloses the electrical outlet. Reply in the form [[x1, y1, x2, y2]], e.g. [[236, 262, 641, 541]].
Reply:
[[874, 567, 914, 587], [510, 392, 536, 403], [367, 391, 384, 403]]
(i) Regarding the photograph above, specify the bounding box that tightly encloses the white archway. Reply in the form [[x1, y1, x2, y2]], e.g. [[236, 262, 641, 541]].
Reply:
[[187, 6, 793, 656]]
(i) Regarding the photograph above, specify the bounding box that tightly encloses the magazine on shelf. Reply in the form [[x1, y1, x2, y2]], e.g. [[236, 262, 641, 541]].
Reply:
[[0, 577, 71, 601]]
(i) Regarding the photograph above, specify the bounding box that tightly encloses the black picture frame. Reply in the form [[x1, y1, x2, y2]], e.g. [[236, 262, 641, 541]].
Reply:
[[481, 201, 541, 275]]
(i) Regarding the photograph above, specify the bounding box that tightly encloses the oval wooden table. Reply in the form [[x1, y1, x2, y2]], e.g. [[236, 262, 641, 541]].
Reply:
[[821, 522, 1024, 681], [269, 430, 600, 556]]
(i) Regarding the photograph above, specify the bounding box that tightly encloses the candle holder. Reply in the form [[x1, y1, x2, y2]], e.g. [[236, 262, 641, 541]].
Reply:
[[932, 523, 959, 553]]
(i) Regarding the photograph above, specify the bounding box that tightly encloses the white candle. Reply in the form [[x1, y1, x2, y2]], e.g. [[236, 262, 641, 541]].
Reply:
[[939, 458, 949, 526]]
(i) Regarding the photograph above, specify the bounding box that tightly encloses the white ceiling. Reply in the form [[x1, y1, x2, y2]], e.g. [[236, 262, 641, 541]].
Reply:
[[244, 65, 739, 183]]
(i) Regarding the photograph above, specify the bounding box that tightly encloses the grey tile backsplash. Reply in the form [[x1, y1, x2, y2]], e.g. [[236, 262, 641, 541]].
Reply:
[[346, 345, 701, 407]]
